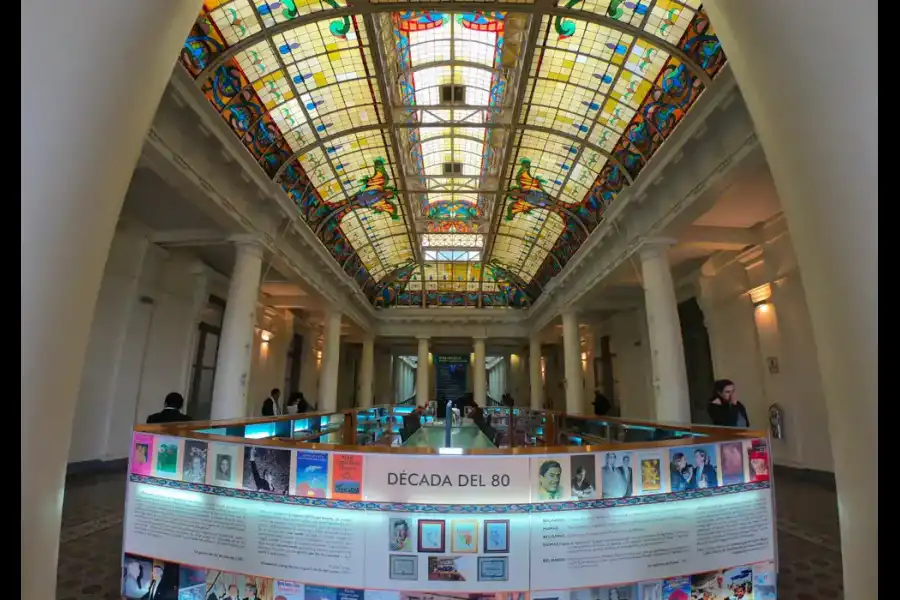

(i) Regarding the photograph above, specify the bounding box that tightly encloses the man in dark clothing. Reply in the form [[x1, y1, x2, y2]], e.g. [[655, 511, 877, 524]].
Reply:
[[707, 379, 750, 427], [592, 391, 612, 416], [400, 406, 425, 443], [146, 392, 192, 424], [261, 388, 282, 416]]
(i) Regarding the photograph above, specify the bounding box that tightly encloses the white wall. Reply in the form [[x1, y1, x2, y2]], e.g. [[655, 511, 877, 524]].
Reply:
[[69, 223, 296, 464], [700, 217, 833, 471], [69, 225, 210, 463], [602, 308, 655, 420], [246, 309, 293, 416]]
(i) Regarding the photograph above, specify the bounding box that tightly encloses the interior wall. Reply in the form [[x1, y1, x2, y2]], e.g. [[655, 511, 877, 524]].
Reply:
[[603, 308, 655, 420], [69, 226, 211, 464], [542, 344, 564, 409], [700, 220, 833, 472], [337, 341, 360, 409], [246, 309, 293, 416]]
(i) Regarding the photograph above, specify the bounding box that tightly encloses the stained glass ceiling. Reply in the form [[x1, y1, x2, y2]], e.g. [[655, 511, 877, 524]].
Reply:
[[181, 0, 726, 308]]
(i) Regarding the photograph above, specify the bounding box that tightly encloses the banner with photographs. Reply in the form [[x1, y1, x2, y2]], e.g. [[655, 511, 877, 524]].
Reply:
[[124, 434, 776, 595]]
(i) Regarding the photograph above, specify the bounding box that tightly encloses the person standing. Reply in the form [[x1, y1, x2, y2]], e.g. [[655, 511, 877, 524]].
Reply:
[[707, 379, 750, 427], [261, 388, 282, 416], [146, 392, 192, 424], [592, 390, 612, 416]]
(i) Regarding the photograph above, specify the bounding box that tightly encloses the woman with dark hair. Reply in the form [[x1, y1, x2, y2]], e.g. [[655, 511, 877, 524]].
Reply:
[[707, 379, 750, 427]]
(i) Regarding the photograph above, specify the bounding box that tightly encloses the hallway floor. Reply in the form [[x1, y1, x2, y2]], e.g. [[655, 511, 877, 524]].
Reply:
[[55, 469, 844, 600]]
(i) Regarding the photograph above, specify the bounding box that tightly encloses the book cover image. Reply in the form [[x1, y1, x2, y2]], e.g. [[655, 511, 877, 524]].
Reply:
[[748, 439, 770, 482], [331, 453, 363, 500], [130, 433, 155, 476], [295, 450, 329, 498], [152, 437, 183, 480], [274, 579, 304, 600], [662, 575, 690, 600]]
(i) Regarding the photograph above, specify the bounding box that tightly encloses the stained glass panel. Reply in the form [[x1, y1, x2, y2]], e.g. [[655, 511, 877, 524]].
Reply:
[[184, 2, 725, 305]]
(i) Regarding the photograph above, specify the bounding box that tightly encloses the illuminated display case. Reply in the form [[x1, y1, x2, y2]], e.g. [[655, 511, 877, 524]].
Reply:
[[123, 408, 777, 600]]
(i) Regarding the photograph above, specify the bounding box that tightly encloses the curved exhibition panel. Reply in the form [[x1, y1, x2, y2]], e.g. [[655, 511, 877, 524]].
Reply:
[[122, 407, 777, 600]]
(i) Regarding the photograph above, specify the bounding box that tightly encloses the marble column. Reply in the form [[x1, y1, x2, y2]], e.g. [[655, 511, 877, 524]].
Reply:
[[21, 1, 205, 594], [705, 2, 877, 595], [358, 335, 375, 408], [529, 336, 545, 410], [416, 336, 430, 406], [211, 241, 264, 420], [318, 309, 342, 412], [473, 337, 487, 407], [639, 240, 691, 424], [561, 311, 582, 414]]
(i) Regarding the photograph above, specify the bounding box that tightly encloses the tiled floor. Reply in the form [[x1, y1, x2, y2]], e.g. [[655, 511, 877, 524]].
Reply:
[[54, 469, 844, 600]]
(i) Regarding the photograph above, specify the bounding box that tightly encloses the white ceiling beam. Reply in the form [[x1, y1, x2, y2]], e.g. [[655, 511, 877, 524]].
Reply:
[[678, 225, 761, 250], [149, 229, 229, 247]]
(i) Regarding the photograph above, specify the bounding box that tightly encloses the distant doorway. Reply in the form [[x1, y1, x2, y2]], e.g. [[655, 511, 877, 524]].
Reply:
[[678, 297, 715, 423], [187, 322, 221, 420]]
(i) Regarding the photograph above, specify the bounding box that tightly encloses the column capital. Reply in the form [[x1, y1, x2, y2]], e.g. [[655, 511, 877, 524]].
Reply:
[[415, 334, 431, 341], [472, 335, 488, 342], [230, 234, 265, 255], [636, 237, 678, 261]]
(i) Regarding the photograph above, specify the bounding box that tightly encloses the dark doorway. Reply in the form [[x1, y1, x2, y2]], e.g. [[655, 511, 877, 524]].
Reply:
[[678, 297, 715, 423], [597, 335, 616, 410], [187, 322, 221, 420], [285, 333, 302, 397]]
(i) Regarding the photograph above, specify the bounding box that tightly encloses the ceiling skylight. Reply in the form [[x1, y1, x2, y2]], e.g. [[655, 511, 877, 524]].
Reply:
[[181, 0, 726, 308]]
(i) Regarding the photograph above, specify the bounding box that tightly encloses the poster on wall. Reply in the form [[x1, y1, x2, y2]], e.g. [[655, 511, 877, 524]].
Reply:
[[364, 455, 531, 504], [364, 511, 531, 592]]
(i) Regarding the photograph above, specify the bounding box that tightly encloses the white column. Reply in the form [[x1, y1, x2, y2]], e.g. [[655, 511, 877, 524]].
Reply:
[[358, 335, 375, 408], [21, 1, 204, 595], [210, 242, 264, 420], [529, 336, 545, 410], [473, 338, 487, 406], [318, 310, 342, 412], [416, 336, 430, 406], [705, 2, 876, 595], [639, 241, 691, 424], [561, 311, 583, 414]]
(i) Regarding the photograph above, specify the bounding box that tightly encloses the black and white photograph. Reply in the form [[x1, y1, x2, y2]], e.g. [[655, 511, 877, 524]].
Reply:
[[242, 446, 291, 495], [570, 454, 597, 499], [600, 451, 634, 499], [182, 440, 208, 484]]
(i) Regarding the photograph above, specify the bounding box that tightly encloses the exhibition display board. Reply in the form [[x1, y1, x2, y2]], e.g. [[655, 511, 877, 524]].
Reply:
[[122, 410, 778, 600]]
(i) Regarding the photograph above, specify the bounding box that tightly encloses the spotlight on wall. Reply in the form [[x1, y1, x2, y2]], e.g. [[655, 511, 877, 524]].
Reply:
[[754, 301, 770, 313], [256, 328, 274, 343]]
